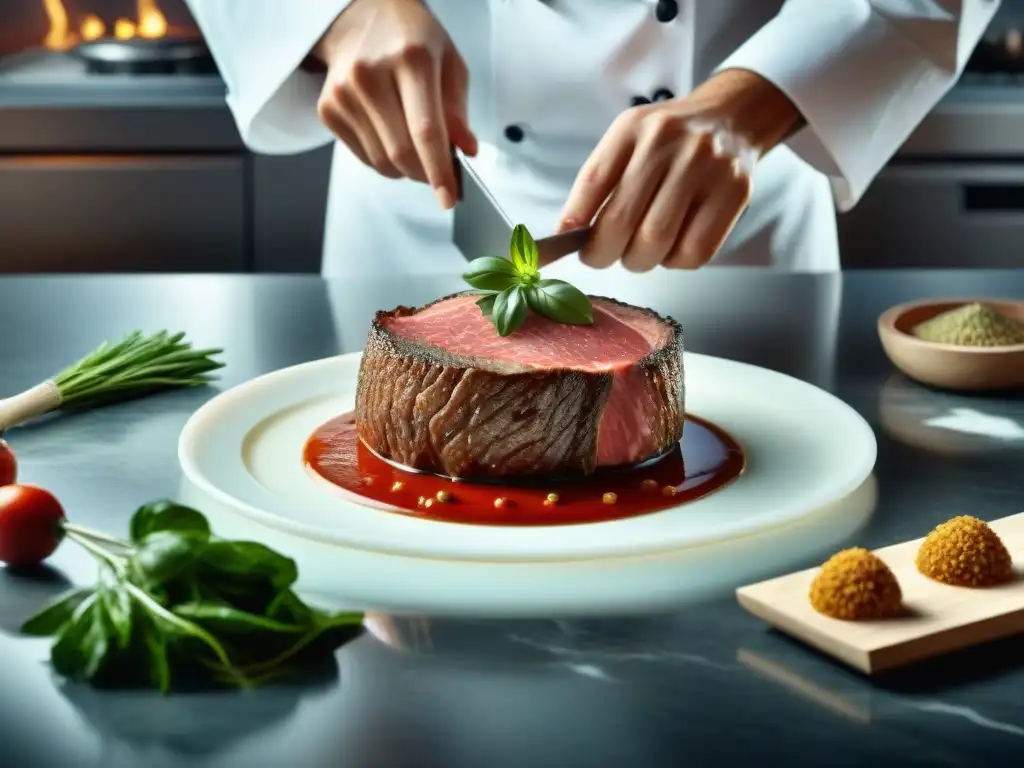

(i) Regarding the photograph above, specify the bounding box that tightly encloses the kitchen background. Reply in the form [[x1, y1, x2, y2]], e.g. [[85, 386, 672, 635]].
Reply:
[[1, 0, 1022, 273]]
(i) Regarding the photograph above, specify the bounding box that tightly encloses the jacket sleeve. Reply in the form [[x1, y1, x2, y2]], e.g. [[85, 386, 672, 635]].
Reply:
[[716, 0, 999, 211], [183, 0, 351, 154]]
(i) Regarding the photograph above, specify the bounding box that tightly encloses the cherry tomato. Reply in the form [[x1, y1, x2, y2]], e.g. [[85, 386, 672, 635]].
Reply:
[[0, 485, 66, 567], [0, 440, 16, 487]]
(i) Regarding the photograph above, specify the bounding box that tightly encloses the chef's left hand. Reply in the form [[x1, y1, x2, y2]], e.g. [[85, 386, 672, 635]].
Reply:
[[559, 69, 802, 272]]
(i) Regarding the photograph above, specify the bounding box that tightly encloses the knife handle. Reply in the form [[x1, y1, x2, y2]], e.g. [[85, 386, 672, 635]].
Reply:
[[537, 227, 591, 267]]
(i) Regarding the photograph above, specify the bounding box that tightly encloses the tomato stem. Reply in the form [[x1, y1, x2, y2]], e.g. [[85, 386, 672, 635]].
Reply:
[[63, 529, 125, 568], [61, 521, 131, 550]]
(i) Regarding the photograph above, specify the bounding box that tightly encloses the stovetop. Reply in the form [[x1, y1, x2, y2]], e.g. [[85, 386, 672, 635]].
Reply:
[[2, 39, 1024, 158], [0, 49, 225, 107], [3, 55, 1022, 108]]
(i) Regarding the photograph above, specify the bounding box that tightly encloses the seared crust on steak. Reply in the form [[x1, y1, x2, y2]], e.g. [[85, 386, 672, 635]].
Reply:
[[354, 292, 684, 479]]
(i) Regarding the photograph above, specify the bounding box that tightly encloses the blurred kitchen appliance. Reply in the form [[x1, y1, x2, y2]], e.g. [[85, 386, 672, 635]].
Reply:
[[838, 9, 1024, 269], [0, 0, 330, 273], [72, 37, 215, 76], [963, 26, 1024, 78], [2, 0, 212, 67]]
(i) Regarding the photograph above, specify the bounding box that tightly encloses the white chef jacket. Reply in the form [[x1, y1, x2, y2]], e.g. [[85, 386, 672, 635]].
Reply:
[[185, 0, 996, 278]]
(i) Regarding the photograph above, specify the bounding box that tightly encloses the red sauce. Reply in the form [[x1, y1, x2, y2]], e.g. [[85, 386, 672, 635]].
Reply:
[[304, 413, 745, 527]]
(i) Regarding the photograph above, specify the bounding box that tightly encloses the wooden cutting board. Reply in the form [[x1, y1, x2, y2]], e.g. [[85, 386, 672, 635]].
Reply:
[[736, 512, 1024, 674]]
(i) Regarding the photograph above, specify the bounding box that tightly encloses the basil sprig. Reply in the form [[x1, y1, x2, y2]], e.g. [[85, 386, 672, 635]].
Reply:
[[22, 501, 362, 693], [462, 224, 594, 337]]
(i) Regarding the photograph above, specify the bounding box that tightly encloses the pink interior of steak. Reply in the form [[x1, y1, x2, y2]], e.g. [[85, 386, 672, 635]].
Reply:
[[382, 294, 669, 371], [381, 294, 680, 468]]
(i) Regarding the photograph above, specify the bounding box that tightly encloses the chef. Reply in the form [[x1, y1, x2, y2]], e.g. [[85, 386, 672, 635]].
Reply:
[[183, 0, 997, 278]]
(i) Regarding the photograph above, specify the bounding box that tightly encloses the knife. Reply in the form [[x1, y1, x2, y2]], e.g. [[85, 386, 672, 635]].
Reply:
[[451, 149, 590, 267]]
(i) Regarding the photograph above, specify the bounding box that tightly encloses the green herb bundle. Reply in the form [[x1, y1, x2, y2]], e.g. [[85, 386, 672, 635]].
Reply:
[[22, 501, 362, 693], [0, 330, 224, 432], [463, 224, 594, 337], [54, 331, 224, 410]]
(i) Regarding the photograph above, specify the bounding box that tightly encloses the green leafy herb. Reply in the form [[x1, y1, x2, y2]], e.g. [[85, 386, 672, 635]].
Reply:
[[525, 279, 594, 325], [133, 529, 206, 586], [0, 331, 224, 432], [476, 294, 497, 318], [21, 587, 94, 637], [463, 257, 521, 292], [50, 593, 111, 681], [492, 285, 528, 337], [21, 500, 363, 694], [54, 331, 224, 411], [129, 500, 211, 543], [199, 540, 298, 593], [144, 623, 172, 692], [509, 225, 539, 276], [461, 223, 594, 336], [172, 603, 307, 634], [98, 564, 133, 648]]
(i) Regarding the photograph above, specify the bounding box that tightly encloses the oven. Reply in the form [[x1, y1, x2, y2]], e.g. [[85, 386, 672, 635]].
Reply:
[[838, 4, 1024, 269], [0, 0, 331, 273]]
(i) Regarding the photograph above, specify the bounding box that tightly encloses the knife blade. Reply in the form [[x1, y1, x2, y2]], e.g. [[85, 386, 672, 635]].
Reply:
[[451, 149, 590, 267]]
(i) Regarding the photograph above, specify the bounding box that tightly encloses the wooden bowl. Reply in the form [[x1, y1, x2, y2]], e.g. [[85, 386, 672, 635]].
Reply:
[[877, 298, 1024, 391]]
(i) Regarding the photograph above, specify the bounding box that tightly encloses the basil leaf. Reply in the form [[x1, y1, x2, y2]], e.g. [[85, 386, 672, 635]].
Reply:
[[34, 495, 368, 692], [80, 603, 113, 680], [125, 585, 241, 682], [462, 257, 521, 291], [200, 541, 298, 592], [492, 286, 528, 337], [313, 609, 365, 630], [50, 595, 98, 677], [144, 625, 172, 694], [525, 279, 594, 325], [130, 501, 210, 544], [266, 589, 315, 625], [510, 224, 539, 275], [173, 602, 307, 634], [476, 293, 497, 318], [133, 530, 207, 586], [21, 587, 93, 637], [50, 594, 111, 681], [98, 565, 133, 649]]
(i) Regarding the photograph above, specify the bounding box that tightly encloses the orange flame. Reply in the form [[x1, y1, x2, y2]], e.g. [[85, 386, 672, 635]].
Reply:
[[42, 0, 169, 51], [41, 0, 71, 50], [137, 0, 168, 39], [80, 14, 104, 42]]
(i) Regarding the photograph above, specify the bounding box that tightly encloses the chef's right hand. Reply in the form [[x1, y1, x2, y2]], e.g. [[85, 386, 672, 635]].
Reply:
[[312, 0, 478, 209]]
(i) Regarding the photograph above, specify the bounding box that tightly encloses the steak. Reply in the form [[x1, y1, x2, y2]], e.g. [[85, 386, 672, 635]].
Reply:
[[354, 292, 684, 479]]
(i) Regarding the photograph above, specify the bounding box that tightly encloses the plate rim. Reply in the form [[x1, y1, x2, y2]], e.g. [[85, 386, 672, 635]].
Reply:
[[178, 351, 877, 563]]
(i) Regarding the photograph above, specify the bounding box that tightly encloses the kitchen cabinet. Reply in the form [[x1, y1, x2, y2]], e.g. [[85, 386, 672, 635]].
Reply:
[[0, 155, 247, 272]]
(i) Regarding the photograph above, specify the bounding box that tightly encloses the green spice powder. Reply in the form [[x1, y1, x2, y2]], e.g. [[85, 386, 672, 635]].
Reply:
[[912, 302, 1024, 347]]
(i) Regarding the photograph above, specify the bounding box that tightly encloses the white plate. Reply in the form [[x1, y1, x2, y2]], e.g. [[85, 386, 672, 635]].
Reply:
[[178, 472, 877, 616], [178, 352, 876, 563]]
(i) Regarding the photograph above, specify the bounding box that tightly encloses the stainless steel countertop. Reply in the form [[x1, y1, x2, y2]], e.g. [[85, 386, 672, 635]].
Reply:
[[0, 272, 1021, 767]]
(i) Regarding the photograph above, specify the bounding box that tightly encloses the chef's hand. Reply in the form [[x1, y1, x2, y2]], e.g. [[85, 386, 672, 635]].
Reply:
[[559, 69, 802, 272], [312, 0, 477, 209]]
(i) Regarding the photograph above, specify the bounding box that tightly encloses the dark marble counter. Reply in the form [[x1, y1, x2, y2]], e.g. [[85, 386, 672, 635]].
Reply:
[[0, 271, 1021, 767]]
